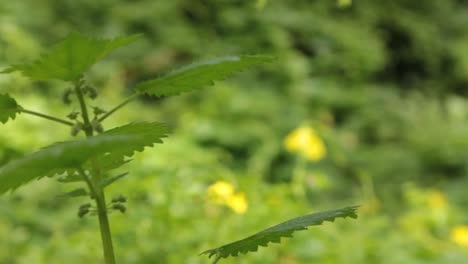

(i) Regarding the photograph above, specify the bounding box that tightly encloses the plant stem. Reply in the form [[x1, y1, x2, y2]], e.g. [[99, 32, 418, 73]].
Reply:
[[211, 255, 222, 264], [74, 80, 93, 136], [19, 108, 74, 126], [74, 79, 116, 263], [98, 94, 137, 122], [95, 189, 116, 264], [77, 167, 96, 195], [77, 167, 116, 264]]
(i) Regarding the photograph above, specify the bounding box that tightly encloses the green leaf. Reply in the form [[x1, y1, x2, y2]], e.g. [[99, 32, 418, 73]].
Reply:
[[0, 93, 20, 124], [201, 206, 359, 259], [0, 122, 168, 194], [1, 32, 142, 81], [100, 122, 168, 156], [56, 188, 88, 198], [134, 55, 274, 97], [0, 136, 131, 194]]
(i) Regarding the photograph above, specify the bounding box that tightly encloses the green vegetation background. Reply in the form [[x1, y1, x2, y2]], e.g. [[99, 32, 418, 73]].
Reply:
[[1, 0, 468, 263]]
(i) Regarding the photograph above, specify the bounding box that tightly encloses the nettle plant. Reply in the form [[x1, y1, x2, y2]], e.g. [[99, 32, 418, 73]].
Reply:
[[0, 32, 358, 263]]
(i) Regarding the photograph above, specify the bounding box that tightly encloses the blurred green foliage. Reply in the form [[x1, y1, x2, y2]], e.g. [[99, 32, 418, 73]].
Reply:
[[1, 0, 468, 263]]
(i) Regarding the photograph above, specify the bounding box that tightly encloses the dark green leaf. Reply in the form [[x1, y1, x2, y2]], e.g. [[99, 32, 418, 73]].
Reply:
[[134, 55, 274, 97], [0, 136, 134, 194], [1, 32, 142, 81], [201, 206, 359, 259], [0, 93, 20, 124], [0, 122, 168, 194], [100, 122, 168, 157]]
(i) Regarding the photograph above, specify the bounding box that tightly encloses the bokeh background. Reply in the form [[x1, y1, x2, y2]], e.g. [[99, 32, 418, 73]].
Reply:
[[1, 0, 468, 263]]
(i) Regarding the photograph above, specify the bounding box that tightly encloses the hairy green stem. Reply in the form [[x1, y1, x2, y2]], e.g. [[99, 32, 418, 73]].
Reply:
[[74, 80, 93, 136], [19, 108, 74, 126], [74, 79, 116, 263], [98, 94, 138, 122], [95, 189, 116, 264], [79, 165, 116, 264]]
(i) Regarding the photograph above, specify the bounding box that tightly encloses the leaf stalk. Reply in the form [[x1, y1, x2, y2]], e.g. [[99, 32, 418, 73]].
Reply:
[[98, 94, 138, 122], [19, 108, 74, 126]]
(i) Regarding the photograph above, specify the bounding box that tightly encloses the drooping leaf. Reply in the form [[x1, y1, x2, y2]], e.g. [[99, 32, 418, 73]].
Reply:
[[0, 122, 168, 194], [201, 206, 359, 259], [56, 188, 88, 198], [1, 32, 142, 81], [134, 55, 274, 97], [0, 93, 21, 124]]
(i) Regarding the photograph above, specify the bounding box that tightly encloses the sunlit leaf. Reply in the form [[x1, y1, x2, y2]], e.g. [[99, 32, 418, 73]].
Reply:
[[134, 55, 274, 97], [0, 122, 168, 194], [201, 206, 359, 259], [0, 93, 20, 124], [1, 32, 142, 81]]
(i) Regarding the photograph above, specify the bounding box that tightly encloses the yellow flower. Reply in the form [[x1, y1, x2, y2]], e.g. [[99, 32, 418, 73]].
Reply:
[[206, 181, 248, 214], [226, 192, 248, 214], [284, 126, 326, 161], [451, 226, 468, 247], [207, 181, 234, 204]]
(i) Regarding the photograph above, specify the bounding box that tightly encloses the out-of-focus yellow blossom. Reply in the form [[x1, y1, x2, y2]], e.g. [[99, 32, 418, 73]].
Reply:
[[207, 181, 248, 214], [207, 181, 234, 204], [284, 126, 326, 161], [337, 0, 352, 8], [226, 192, 248, 214], [450, 226, 468, 247], [427, 190, 447, 209]]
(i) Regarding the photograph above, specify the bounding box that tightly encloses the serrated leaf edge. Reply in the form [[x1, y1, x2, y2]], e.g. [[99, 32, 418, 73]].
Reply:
[[0, 32, 142, 81], [135, 55, 274, 97], [201, 206, 359, 259]]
